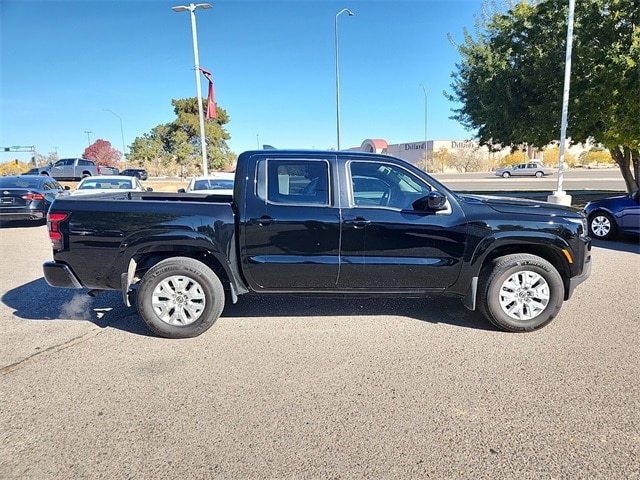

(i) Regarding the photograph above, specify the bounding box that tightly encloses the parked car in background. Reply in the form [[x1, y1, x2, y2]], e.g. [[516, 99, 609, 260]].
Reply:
[[494, 162, 553, 178], [178, 173, 235, 195], [584, 191, 640, 240], [0, 175, 69, 223], [120, 168, 148, 180], [70, 176, 152, 196], [23, 158, 107, 181]]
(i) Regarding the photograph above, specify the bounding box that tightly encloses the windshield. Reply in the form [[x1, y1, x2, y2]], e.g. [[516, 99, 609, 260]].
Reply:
[[79, 179, 133, 190], [191, 179, 234, 191]]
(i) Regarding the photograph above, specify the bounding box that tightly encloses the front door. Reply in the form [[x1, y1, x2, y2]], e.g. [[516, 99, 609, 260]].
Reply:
[[338, 160, 466, 290]]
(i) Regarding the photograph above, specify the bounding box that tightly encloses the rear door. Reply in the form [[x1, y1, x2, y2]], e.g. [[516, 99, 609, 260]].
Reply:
[[241, 154, 341, 290]]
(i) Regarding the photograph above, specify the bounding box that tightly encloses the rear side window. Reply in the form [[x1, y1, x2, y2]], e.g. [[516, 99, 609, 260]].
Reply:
[[258, 159, 331, 206]]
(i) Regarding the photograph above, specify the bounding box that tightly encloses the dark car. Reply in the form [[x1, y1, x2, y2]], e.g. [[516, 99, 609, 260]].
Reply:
[[23, 167, 45, 175], [120, 168, 148, 181], [0, 175, 70, 223], [584, 191, 640, 240]]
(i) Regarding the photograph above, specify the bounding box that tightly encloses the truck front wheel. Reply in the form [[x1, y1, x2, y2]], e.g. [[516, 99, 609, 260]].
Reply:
[[137, 257, 224, 338], [477, 254, 563, 332]]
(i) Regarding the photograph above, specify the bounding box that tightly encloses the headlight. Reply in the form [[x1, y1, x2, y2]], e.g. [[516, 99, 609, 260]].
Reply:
[[565, 216, 588, 236]]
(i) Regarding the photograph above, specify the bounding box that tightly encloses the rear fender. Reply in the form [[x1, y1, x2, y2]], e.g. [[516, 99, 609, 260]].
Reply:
[[117, 230, 243, 306]]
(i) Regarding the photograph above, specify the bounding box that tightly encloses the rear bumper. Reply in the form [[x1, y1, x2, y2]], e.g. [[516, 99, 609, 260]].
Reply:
[[0, 211, 46, 221], [43, 261, 84, 289]]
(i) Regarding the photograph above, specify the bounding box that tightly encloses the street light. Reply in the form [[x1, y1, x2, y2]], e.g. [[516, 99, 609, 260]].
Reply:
[[419, 83, 428, 172], [548, 0, 574, 206], [84, 131, 92, 146], [335, 8, 354, 151], [103, 108, 126, 166], [172, 2, 212, 176]]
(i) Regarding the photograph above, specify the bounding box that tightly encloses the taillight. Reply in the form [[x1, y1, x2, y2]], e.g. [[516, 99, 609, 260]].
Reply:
[[48, 212, 69, 250], [22, 193, 45, 201], [97, 165, 102, 174]]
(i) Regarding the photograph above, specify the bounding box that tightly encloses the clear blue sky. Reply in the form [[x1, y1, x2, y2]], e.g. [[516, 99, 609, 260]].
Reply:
[[1, 0, 487, 163]]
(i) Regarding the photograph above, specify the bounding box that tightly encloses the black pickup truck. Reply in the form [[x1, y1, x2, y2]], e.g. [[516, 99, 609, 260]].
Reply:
[[43, 150, 591, 338]]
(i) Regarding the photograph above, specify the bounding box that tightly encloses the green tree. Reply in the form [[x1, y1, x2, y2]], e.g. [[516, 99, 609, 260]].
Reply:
[[127, 124, 174, 177], [448, 0, 639, 192], [129, 98, 235, 175]]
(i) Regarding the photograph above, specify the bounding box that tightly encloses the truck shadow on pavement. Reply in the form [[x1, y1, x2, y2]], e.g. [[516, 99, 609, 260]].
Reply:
[[223, 294, 497, 332], [2, 278, 153, 336], [3, 278, 498, 336]]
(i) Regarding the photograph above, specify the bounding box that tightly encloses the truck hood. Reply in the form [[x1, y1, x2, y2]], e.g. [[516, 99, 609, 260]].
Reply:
[[458, 193, 581, 218]]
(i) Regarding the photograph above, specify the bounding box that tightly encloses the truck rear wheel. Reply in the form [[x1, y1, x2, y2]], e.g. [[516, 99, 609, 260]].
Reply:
[[137, 257, 224, 338], [477, 254, 563, 332]]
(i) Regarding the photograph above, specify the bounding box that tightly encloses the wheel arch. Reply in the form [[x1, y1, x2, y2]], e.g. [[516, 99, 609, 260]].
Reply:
[[117, 234, 246, 305], [467, 233, 574, 299]]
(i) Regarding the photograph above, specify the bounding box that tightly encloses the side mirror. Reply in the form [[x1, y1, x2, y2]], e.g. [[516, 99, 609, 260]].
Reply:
[[177, 188, 186, 193], [64, 186, 71, 190], [146, 187, 153, 192], [412, 191, 447, 212]]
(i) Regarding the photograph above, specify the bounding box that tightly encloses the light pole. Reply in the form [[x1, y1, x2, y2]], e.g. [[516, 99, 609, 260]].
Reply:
[[335, 8, 354, 151], [84, 131, 92, 146], [103, 109, 126, 166], [172, 2, 212, 176], [548, 0, 574, 206], [419, 83, 428, 172]]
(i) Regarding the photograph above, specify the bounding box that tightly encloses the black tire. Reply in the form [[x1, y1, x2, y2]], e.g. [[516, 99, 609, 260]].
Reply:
[[137, 257, 225, 338], [588, 211, 617, 240], [502, 172, 510, 178], [477, 254, 564, 332]]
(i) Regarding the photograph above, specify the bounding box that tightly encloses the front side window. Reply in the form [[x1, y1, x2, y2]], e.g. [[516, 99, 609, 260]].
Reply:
[[348, 161, 430, 210], [261, 159, 331, 206]]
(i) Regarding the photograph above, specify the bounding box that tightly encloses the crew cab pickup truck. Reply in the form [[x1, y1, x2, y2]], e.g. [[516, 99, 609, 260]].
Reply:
[[43, 150, 591, 338], [27, 158, 118, 180]]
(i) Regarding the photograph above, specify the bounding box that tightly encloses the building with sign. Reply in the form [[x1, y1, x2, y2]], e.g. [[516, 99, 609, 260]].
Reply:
[[351, 138, 503, 170], [351, 138, 590, 172]]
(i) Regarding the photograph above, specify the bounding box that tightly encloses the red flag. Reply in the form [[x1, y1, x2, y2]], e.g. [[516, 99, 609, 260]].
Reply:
[[199, 67, 217, 120]]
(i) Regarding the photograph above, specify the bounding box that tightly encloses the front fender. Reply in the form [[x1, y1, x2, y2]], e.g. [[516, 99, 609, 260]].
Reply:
[[451, 230, 574, 302]]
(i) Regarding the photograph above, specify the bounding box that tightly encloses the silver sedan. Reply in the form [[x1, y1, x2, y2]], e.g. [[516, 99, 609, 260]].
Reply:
[[495, 162, 554, 178]]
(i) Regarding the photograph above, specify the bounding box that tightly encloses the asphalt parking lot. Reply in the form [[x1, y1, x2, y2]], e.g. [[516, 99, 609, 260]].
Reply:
[[1, 221, 638, 479]]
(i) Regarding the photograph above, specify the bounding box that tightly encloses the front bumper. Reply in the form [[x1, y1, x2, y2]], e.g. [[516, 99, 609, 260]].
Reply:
[[43, 261, 84, 289], [566, 239, 592, 299]]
